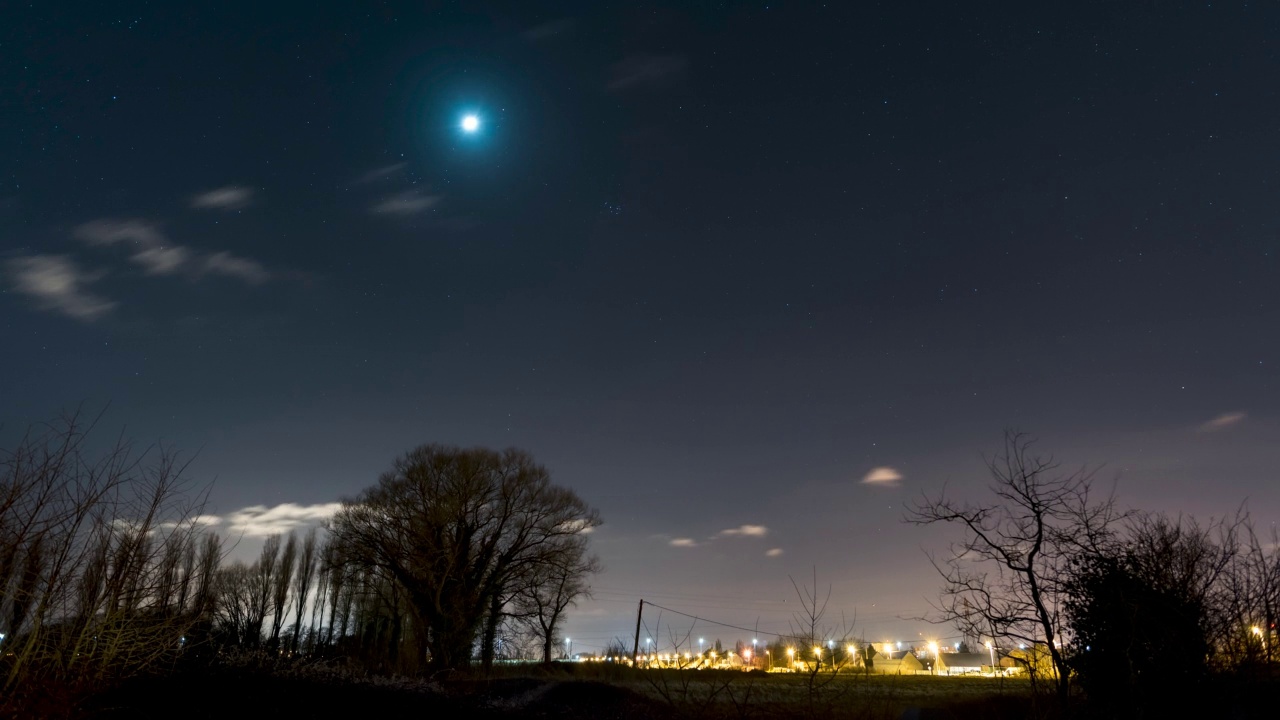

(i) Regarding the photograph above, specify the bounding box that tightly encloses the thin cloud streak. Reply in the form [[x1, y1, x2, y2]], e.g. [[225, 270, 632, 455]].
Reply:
[[75, 218, 166, 248], [75, 217, 269, 285], [203, 251, 269, 284], [524, 18, 576, 42], [355, 163, 406, 184], [191, 185, 253, 210], [1200, 411, 1246, 432], [719, 524, 768, 538], [669, 538, 698, 548], [371, 190, 441, 216], [608, 53, 687, 90], [132, 245, 191, 276]]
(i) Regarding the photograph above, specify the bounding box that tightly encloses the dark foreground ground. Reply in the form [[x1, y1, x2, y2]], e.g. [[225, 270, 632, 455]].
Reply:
[[23, 664, 1033, 720], [13, 662, 1280, 720]]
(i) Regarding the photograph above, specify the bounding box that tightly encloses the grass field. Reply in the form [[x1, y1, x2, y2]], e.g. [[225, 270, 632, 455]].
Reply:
[[59, 660, 1280, 720], [73, 661, 1042, 720], [465, 664, 1043, 720]]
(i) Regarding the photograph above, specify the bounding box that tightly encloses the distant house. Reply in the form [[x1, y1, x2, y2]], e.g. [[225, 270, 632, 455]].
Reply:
[[869, 648, 925, 675], [1004, 644, 1058, 678], [937, 652, 989, 675]]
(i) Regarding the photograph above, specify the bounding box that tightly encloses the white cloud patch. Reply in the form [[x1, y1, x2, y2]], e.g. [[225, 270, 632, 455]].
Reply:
[[719, 524, 768, 538], [203, 251, 269, 284], [669, 538, 698, 548], [371, 190, 440, 216], [766, 548, 784, 557], [224, 502, 342, 538], [558, 518, 597, 534], [608, 53, 687, 90], [191, 185, 253, 210], [861, 466, 903, 487], [6, 255, 116, 320], [1200, 411, 1246, 432]]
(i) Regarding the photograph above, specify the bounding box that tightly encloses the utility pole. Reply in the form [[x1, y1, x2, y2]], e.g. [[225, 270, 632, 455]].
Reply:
[[631, 599, 644, 666]]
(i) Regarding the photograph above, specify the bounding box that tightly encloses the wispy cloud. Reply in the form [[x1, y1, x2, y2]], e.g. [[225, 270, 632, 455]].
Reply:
[[6, 255, 116, 321], [765, 548, 784, 557], [203, 251, 269, 284], [669, 538, 698, 548], [608, 53, 687, 90], [524, 18, 576, 42], [224, 502, 342, 538], [76, 218, 166, 248], [719, 524, 768, 538], [156, 514, 223, 531], [861, 466, 903, 487], [77, 219, 190, 276], [132, 245, 191, 276], [75, 218, 268, 284], [558, 518, 596, 534], [1200, 411, 1246, 432], [191, 185, 253, 210], [355, 163, 406, 185], [371, 190, 441, 216]]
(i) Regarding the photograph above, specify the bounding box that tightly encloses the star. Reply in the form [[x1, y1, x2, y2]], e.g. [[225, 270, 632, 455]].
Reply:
[[461, 114, 480, 133]]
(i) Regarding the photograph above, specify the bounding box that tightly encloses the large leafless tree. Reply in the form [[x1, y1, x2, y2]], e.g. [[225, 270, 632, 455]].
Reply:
[[328, 444, 601, 672]]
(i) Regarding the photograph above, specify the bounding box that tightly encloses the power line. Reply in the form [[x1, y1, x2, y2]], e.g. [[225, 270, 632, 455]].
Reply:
[[635, 600, 965, 647], [643, 600, 816, 643]]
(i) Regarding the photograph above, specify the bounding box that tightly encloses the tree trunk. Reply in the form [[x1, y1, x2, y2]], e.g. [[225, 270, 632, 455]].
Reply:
[[428, 615, 476, 673], [541, 617, 558, 664], [480, 593, 502, 671]]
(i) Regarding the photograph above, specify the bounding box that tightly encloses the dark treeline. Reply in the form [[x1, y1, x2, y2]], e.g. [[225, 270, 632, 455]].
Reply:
[[0, 413, 601, 713]]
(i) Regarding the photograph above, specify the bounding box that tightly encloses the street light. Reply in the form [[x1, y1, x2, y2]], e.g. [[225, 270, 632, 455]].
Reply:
[[927, 641, 939, 675], [985, 641, 996, 675], [565, 637, 571, 659]]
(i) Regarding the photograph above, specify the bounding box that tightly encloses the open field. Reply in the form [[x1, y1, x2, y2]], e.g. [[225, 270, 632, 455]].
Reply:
[[585, 668, 1038, 719], [26, 658, 1280, 719], [73, 662, 1039, 720]]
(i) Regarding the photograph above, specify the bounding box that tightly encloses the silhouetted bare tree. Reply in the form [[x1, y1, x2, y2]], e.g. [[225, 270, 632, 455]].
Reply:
[[0, 410, 214, 709], [268, 532, 298, 650], [512, 542, 601, 663], [290, 528, 319, 654], [905, 432, 1124, 704]]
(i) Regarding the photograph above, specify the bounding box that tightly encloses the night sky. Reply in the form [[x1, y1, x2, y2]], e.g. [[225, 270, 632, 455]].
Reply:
[[4, 2, 1278, 653]]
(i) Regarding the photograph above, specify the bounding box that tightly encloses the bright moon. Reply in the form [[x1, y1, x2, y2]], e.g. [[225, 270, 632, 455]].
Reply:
[[461, 115, 480, 132]]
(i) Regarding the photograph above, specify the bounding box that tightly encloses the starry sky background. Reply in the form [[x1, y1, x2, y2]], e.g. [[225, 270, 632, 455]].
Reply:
[[3, 1, 1279, 652]]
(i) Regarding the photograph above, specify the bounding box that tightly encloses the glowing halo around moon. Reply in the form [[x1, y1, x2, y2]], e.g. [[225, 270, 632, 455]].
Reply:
[[460, 114, 480, 133]]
